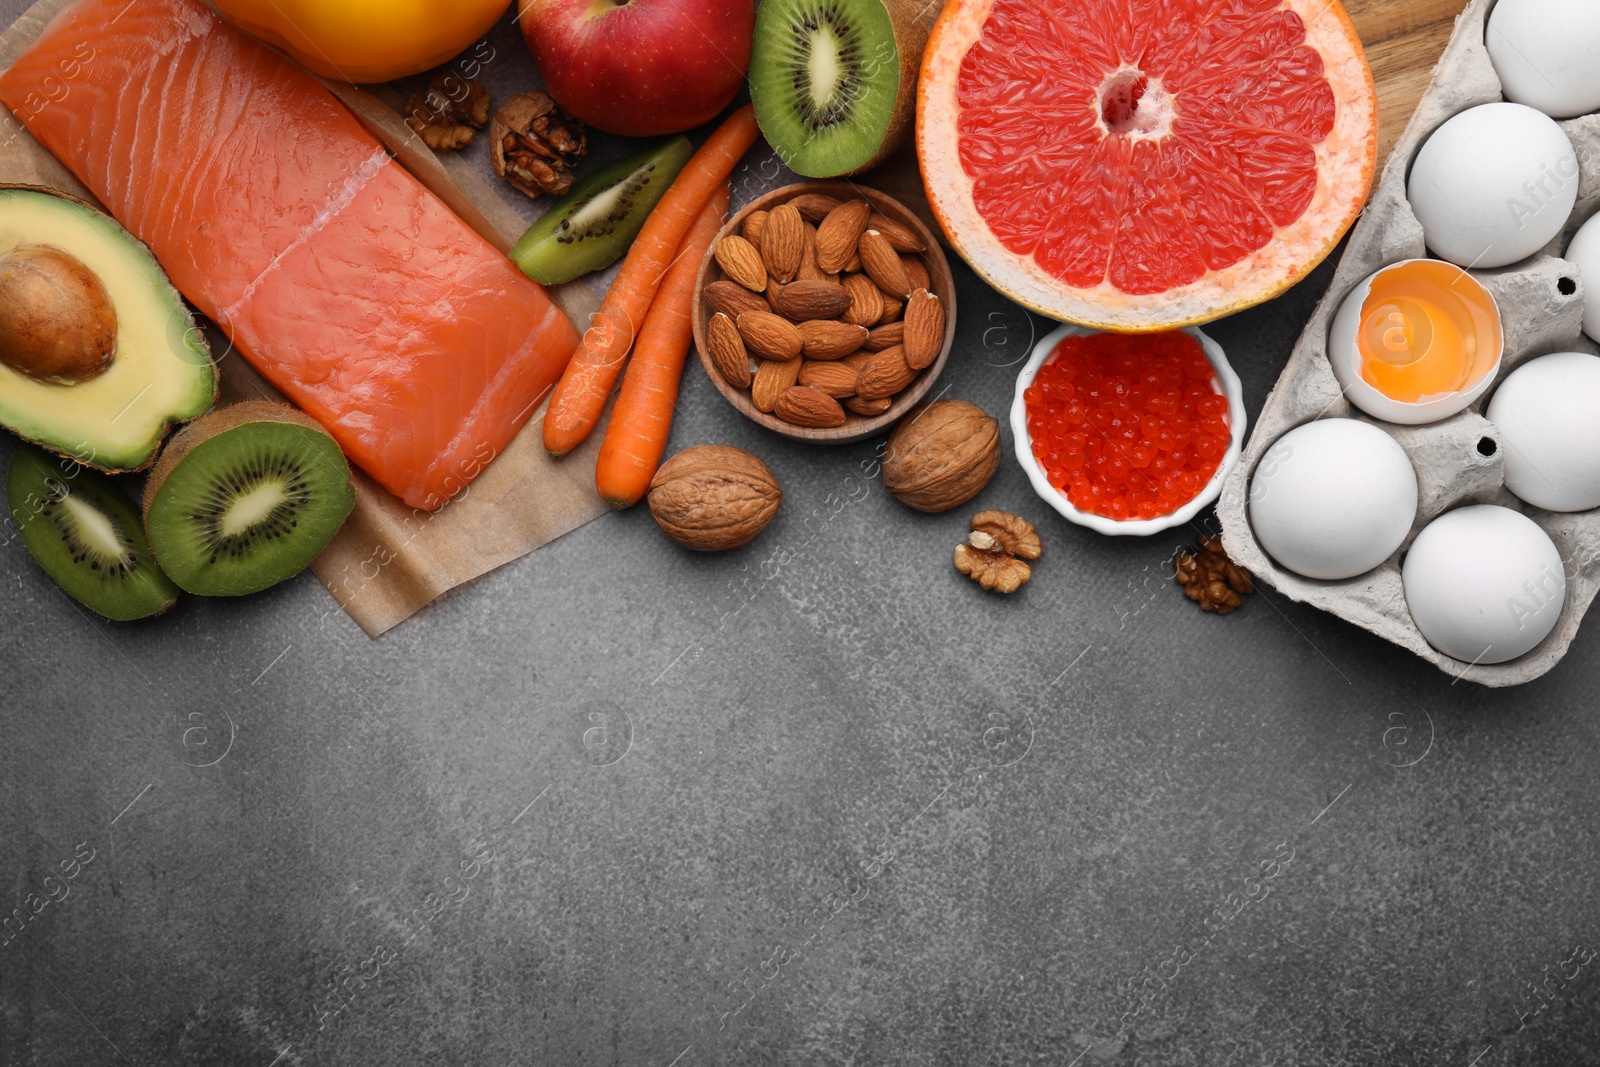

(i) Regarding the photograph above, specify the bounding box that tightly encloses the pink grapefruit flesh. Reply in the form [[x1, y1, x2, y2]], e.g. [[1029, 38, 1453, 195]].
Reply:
[[917, 0, 1378, 330]]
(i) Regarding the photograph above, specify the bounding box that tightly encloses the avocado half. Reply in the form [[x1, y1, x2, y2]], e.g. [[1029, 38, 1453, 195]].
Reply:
[[0, 186, 215, 472]]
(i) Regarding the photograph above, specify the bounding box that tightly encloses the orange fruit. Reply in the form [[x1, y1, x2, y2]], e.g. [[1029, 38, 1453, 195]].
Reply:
[[916, 0, 1377, 331]]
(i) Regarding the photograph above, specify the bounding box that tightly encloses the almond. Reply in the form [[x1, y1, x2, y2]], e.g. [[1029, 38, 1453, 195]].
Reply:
[[775, 385, 846, 427], [901, 255, 931, 293], [773, 280, 851, 321], [751, 355, 802, 412], [868, 212, 926, 253], [737, 311, 803, 361], [844, 252, 862, 273], [743, 209, 769, 249], [841, 349, 876, 371], [705, 312, 752, 389], [858, 230, 912, 298], [788, 192, 841, 223], [714, 235, 768, 293], [864, 321, 904, 352], [766, 277, 786, 312], [704, 280, 770, 319], [902, 289, 944, 370], [816, 199, 871, 274], [877, 294, 905, 325], [844, 394, 892, 417], [797, 224, 830, 282], [798, 360, 859, 398], [855, 345, 917, 400], [840, 272, 884, 327], [799, 319, 869, 361], [761, 203, 805, 282]]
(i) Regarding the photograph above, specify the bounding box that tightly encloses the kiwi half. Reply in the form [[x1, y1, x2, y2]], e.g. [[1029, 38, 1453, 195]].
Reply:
[[142, 401, 354, 597], [510, 136, 694, 285], [7, 445, 178, 620], [749, 0, 930, 178]]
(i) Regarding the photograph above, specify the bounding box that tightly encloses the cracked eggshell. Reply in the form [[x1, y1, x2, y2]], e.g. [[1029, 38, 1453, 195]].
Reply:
[[1486, 0, 1600, 119], [1402, 505, 1567, 664], [1406, 103, 1578, 269], [1327, 259, 1503, 424]]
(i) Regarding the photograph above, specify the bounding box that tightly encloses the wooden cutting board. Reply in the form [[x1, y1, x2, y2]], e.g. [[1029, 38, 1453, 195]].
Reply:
[[1346, 0, 1471, 169], [868, 0, 1468, 231]]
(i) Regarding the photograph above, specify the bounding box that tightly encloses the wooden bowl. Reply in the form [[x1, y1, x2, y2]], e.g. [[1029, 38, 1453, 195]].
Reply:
[[691, 181, 957, 444]]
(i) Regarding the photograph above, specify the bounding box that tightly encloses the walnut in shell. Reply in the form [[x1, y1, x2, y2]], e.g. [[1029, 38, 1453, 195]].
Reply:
[[491, 90, 587, 197], [954, 511, 1041, 594], [883, 400, 1000, 512], [647, 445, 781, 551]]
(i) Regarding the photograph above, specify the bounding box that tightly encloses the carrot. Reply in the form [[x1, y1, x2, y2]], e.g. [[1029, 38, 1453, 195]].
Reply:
[[543, 104, 761, 457], [594, 186, 732, 508]]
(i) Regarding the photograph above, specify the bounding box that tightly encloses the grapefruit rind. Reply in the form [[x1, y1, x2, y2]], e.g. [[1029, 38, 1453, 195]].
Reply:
[[916, 0, 1378, 331]]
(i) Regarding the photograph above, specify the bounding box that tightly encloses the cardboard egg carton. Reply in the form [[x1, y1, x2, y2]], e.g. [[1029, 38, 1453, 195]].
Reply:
[[1217, 0, 1600, 686]]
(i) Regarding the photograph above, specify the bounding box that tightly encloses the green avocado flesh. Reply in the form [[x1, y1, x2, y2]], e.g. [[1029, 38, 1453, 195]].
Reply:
[[144, 419, 354, 597], [0, 188, 214, 472], [7, 445, 178, 620], [749, 0, 902, 177], [510, 136, 694, 285]]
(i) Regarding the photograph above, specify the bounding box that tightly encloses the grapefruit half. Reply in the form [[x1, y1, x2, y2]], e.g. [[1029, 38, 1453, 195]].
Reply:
[[916, 0, 1378, 330]]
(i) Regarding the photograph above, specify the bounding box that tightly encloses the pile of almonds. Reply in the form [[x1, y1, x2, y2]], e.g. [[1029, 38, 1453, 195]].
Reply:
[[702, 190, 946, 428]]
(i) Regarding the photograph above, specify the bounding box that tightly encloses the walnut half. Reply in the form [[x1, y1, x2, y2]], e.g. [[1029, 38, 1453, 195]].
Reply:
[[1174, 535, 1253, 615], [490, 90, 587, 198], [954, 510, 1042, 594], [404, 74, 491, 152]]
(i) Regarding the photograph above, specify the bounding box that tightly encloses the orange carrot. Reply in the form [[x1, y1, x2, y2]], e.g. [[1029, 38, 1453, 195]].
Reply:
[[543, 104, 762, 457], [594, 186, 731, 508]]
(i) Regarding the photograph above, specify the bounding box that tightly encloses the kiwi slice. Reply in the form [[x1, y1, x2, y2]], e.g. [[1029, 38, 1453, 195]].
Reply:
[[749, 0, 929, 178], [7, 445, 178, 620], [142, 401, 355, 597], [510, 136, 694, 285]]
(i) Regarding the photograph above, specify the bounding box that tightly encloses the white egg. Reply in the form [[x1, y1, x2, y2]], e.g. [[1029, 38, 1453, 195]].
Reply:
[[1563, 212, 1600, 341], [1487, 0, 1600, 118], [1249, 419, 1418, 581], [1403, 505, 1566, 664], [1486, 352, 1600, 511], [1407, 103, 1578, 269]]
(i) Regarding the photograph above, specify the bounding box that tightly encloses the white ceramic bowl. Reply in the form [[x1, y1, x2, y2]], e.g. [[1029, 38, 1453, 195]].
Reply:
[[1010, 323, 1247, 537]]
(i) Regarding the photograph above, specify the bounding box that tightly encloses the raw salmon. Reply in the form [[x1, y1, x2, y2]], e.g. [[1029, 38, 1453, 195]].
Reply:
[[0, 0, 579, 510]]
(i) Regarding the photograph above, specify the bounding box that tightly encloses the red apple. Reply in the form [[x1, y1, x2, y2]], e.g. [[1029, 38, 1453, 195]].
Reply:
[[518, 0, 755, 137]]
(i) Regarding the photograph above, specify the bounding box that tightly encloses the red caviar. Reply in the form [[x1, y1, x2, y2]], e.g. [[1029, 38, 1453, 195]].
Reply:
[[1024, 330, 1231, 521]]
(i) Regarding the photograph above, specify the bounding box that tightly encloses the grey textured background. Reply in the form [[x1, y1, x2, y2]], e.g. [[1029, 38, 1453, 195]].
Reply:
[[4, 3, 1600, 1065]]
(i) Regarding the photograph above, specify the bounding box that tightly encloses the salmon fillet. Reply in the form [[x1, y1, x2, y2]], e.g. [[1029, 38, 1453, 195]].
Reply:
[[0, 0, 579, 510]]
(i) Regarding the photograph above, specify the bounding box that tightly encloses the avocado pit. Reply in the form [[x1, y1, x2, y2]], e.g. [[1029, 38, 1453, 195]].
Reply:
[[0, 243, 118, 382]]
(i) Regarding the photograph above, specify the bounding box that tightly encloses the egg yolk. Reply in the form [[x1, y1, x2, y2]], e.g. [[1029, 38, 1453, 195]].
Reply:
[[1356, 259, 1500, 403]]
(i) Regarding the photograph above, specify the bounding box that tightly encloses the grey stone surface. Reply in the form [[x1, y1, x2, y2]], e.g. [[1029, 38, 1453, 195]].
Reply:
[[4, 4, 1600, 1066]]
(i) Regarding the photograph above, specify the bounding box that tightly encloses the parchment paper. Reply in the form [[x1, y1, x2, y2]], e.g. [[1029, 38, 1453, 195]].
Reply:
[[0, 0, 614, 636]]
